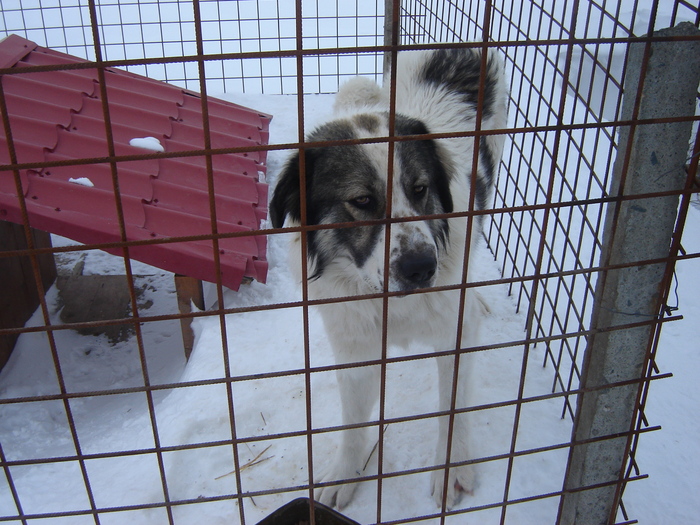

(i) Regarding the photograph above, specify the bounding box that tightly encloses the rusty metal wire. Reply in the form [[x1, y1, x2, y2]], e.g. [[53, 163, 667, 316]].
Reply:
[[1, 0, 699, 524]]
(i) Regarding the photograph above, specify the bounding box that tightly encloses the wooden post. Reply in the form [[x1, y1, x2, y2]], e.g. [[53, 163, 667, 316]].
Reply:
[[0, 221, 56, 370], [174, 274, 205, 360]]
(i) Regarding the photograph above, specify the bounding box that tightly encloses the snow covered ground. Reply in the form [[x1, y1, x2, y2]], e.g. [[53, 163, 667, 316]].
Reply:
[[1, 85, 698, 524], [1, 1, 699, 523]]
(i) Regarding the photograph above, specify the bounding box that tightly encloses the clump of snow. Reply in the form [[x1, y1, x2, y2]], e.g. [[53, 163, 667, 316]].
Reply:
[[68, 177, 94, 187], [129, 136, 165, 152]]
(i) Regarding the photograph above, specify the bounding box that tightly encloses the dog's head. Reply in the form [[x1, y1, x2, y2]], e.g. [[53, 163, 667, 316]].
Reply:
[[270, 113, 455, 294]]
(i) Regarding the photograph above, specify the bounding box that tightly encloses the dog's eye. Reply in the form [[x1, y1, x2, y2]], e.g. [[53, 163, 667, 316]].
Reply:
[[413, 185, 428, 197], [350, 195, 373, 209]]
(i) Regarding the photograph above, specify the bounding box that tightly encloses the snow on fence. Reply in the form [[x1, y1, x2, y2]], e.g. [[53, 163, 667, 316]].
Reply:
[[1, 1, 699, 524]]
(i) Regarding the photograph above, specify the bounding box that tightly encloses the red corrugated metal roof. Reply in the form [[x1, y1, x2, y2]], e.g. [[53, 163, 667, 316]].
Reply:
[[0, 35, 270, 290]]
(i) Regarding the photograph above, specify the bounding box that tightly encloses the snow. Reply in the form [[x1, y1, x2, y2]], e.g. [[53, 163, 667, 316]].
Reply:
[[129, 136, 166, 152], [1, 0, 699, 523], [1, 85, 698, 523], [68, 177, 95, 187], [622, 220, 700, 525]]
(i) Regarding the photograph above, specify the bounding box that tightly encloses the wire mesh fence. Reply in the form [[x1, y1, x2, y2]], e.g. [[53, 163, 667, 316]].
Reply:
[[1, 1, 699, 524], [0, 0, 387, 94]]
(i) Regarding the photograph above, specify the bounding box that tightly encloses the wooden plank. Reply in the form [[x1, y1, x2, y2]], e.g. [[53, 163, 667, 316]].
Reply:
[[174, 275, 204, 360], [0, 221, 56, 371]]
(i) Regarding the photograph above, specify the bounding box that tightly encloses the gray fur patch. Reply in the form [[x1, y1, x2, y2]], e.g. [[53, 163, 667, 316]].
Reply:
[[352, 114, 381, 134]]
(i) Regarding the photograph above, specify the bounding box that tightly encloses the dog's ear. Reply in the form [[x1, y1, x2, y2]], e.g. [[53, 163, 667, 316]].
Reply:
[[270, 151, 310, 228]]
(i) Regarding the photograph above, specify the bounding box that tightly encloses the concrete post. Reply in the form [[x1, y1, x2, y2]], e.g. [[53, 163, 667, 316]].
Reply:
[[559, 22, 700, 525]]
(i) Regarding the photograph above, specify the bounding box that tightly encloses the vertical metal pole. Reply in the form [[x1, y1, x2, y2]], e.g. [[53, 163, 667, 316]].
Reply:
[[559, 22, 700, 525], [383, 0, 397, 79]]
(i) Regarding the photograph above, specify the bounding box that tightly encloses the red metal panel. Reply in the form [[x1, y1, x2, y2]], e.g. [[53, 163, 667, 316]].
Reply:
[[158, 149, 266, 182], [150, 179, 261, 228], [0, 118, 59, 165], [3, 92, 75, 128], [0, 34, 35, 68], [78, 97, 176, 138], [45, 162, 157, 203], [178, 98, 270, 142], [19, 40, 90, 67], [0, 35, 270, 289], [24, 175, 147, 228]]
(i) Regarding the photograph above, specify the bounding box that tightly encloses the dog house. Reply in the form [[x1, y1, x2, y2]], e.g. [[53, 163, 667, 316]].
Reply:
[[1, 34, 271, 359], [0, 1, 699, 524]]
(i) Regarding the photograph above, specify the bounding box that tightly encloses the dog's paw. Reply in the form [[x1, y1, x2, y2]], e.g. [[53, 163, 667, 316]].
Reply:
[[316, 479, 360, 510], [315, 460, 363, 510], [430, 463, 476, 509]]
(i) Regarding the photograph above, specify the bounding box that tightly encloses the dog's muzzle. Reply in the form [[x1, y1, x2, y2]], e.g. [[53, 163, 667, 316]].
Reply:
[[395, 250, 437, 290]]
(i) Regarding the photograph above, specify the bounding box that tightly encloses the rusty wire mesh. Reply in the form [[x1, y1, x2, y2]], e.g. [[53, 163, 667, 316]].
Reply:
[[1, 1, 699, 524]]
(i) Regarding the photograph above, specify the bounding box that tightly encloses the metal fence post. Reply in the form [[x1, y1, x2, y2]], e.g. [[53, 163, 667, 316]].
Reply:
[[559, 22, 700, 525], [383, 0, 397, 79]]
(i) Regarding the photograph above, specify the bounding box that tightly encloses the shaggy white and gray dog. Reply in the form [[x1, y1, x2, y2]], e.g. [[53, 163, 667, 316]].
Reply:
[[270, 47, 508, 510]]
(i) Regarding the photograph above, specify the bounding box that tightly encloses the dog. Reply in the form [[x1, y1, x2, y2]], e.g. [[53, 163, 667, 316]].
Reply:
[[269, 47, 508, 510]]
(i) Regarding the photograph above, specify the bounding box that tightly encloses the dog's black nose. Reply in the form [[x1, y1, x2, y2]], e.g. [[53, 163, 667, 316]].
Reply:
[[398, 252, 437, 288]]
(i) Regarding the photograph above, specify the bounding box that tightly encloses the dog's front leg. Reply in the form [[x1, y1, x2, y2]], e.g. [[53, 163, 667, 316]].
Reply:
[[431, 350, 477, 509], [316, 361, 380, 509], [430, 292, 483, 509]]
